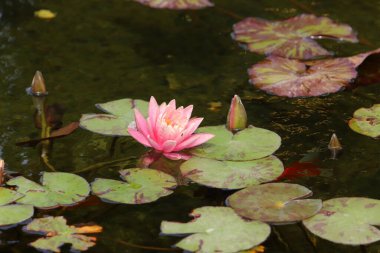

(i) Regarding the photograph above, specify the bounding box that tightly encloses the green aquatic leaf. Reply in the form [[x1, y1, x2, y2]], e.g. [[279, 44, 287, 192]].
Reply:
[[191, 125, 281, 161], [303, 198, 380, 245], [7, 172, 90, 209], [80, 98, 149, 136], [349, 104, 380, 138], [180, 156, 283, 189], [0, 187, 24, 205], [161, 206, 271, 253], [227, 183, 322, 224], [91, 168, 177, 204], [0, 187, 34, 226], [25, 216, 101, 252]]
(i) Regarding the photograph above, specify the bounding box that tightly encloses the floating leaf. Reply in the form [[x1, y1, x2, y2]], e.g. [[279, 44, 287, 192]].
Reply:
[[0, 187, 34, 226], [180, 156, 283, 189], [134, 0, 214, 10], [91, 168, 177, 204], [25, 216, 102, 252], [303, 198, 380, 245], [7, 172, 90, 209], [80, 98, 149, 136], [161, 206, 270, 253], [227, 183, 322, 224], [191, 125, 281, 161], [233, 14, 357, 60], [349, 104, 380, 138]]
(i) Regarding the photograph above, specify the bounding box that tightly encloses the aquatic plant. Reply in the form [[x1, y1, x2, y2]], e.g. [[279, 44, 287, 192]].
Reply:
[[349, 104, 380, 138], [133, 0, 214, 10], [0, 187, 34, 226]]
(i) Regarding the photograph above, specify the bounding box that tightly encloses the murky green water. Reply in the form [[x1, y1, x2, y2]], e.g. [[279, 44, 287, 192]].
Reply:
[[0, 0, 380, 252]]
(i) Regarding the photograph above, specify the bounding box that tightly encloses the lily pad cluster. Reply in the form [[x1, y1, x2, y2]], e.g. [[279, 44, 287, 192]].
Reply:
[[0, 187, 34, 226]]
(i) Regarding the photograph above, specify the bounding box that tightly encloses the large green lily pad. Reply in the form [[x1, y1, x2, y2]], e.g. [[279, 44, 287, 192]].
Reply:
[[91, 168, 177, 204], [0, 187, 34, 226], [227, 183, 322, 224], [25, 216, 101, 252], [7, 172, 90, 209], [349, 104, 380, 138], [180, 156, 283, 189], [161, 206, 270, 253], [190, 125, 281, 161], [80, 98, 149, 136], [303, 198, 380, 245]]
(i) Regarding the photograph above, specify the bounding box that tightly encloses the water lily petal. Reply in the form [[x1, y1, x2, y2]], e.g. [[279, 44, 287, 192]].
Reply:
[[176, 117, 203, 142], [148, 96, 159, 129], [174, 133, 214, 151], [128, 128, 151, 147], [147, 135, 162, 151], [183, 105, 193, 121], [134, 109, 149, 137], [162, 140, 177, 153]]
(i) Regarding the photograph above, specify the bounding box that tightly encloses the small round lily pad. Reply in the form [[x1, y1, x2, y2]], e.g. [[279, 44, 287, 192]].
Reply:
[[7, 172, 90, 209], [161, 206, 271, 253], [227, 183, 322, 224], [91, 168, 177, 204], [80, 98, 149, 136], [349, 104, 380, 138], [180, 156, 283, 189], [191, 125, 281, 161], [303, 198, 380, 245]]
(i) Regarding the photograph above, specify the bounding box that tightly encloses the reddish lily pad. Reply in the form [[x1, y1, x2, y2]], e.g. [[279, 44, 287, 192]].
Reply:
[[303, 198, 380, 245], [133, 0, 214, 10], [180, 156, 283, 189], [161, 206, 270, 253], [191, 125, 281, 161], [91, 168, 177, 204], [80, 98, 148, 136], [349, 104, 380, 138], [227, 183, 322, 224], [24, 216, 102, 252], [233, 14, 357, 60]]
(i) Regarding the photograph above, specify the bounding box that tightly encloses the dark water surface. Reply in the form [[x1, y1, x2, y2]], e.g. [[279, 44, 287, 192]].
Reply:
[[0, 0, 380, 252]]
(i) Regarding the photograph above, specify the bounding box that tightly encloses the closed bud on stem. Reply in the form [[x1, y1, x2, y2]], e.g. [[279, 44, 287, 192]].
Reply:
[[328, 133, 342, 159], [227, 95, 247, 132], [30, 71, 48, 96]]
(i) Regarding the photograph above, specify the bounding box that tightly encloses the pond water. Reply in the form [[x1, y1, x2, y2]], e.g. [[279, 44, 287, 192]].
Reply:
[[0, 0, 380, 252]]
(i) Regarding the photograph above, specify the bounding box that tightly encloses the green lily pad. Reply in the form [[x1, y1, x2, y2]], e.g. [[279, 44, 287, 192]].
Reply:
[[227, 183, 322, 224], [7, 172, 90, 209], [80, 98, 149, 136], [191, 125, 281, 161], [25, 216, 101, 252], [349, 104, 380, 138], [180, 156, 283, 189], [303, 198, 380, 245], [0, 187, 34, 226], [161, 206, 271, 253], [91, 168, 177, 204]]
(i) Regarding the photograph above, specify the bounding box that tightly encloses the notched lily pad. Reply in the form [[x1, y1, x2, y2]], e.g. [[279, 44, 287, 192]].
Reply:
[[7, 172, 90, 209], [80, 98, 149, 136], [161, 206, 271, 253], [180, 156, 283, 189], [191, 125, 281, 161], [227, 183, 322, 224], [133, 0, 214, 10], [25, 216, 102, 252], [233, 14, 357, 59], [349, 104, 380, 138], [91, 168, 177, 204], [303, 197, 380, 245]]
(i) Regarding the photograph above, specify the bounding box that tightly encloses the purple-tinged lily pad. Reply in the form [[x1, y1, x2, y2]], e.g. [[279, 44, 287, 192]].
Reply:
[[91, 168, 177, 204], [134, 0, 214, 10], [180, 156, 283, 190], [24, 216, 102, 252], [161, 206, 270, 253], [233, 14, 357, 60], [227, 183, 322, 224], [80, 98, 148, 136], [7, 172, 90, 209], [349, 104, 380, 138], [191, 125, 281, 161], [303, 198, 380, 245]]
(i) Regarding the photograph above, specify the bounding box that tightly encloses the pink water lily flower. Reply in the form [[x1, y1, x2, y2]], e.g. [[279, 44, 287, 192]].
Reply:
[[128, 96, 214, 160]]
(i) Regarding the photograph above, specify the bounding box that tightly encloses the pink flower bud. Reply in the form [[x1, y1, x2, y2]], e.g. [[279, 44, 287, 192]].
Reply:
[[227, 95, 247, 132]]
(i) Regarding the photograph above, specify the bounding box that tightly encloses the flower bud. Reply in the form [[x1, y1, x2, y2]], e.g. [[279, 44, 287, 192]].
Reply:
[[227, 95, 247, 132], [328, 133, 342, 159], [30, 71, 48, 96]]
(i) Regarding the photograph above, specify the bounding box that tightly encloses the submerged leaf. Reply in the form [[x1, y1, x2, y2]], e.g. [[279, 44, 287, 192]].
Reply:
[[91, 168, 177, 204], [133, 0, 214, 10], [349, 104, 380, 138], [233, 14, 357, 59], [303, 198, 380, 245], [25, 216, 102, 252], [161, 206, 271, 253], [227, 183, 322, 224]]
